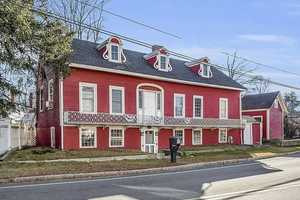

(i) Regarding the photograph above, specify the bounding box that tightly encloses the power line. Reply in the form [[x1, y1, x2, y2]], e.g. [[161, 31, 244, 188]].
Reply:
[[221, 51, 300, 78], [69, 0, 182, 39], [13, 2, 300, 91]]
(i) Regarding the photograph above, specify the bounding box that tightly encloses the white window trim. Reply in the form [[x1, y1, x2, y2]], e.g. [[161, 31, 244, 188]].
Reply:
[[109, 43, 122, 63], [109, 85, 125, 115], [192, 129, 203, 145], [253, 115, 263, 123], [158, 54, 169, 72], [174, 93, 185, 118], [109, 127, 125, 148], [173, 128, 185, 145], [79, 82, 97, 114], [48, 79, 54, 102], [79, 127, 97, 148], [193, 95, 203, 119], [201, 64, 210, 78], [219, 98, 228, 119], [39, 87, 43, 112], [218, 128, 228, 143]]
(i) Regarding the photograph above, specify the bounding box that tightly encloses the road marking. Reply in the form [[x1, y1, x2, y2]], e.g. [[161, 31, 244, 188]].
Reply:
[[89, 195, 138, 200], [199, 182, 300, 200], [0, 162, 261, 190]]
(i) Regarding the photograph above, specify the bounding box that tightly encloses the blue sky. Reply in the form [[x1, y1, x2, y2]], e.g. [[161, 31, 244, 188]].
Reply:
[[103, 0, 300, 95]]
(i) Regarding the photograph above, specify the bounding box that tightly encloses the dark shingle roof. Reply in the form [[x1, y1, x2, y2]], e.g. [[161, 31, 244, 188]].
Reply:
[[70, 39, 245, 90], [242, 91, 280, 110]]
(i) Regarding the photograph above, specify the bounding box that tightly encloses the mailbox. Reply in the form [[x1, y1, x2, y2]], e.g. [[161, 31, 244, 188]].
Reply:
[[169, 136, 180, 162]]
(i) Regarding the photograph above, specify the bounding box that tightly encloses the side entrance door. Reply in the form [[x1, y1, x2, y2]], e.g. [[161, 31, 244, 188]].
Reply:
[[244, 123, 253, 145]]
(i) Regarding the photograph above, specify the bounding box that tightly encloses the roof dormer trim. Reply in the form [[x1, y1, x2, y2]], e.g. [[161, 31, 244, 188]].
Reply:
[[185, 57, 213, 78], [144, 46, 172, 72], [97, 36, 126, 63]]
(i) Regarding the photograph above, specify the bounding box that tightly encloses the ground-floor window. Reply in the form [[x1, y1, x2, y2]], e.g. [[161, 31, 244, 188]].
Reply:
[[219, 128, 227, 143], [192, 129, 202, 145], [109, 127, 124, 147], [174, 129, 184, 145], [80, 127, 97, 148]]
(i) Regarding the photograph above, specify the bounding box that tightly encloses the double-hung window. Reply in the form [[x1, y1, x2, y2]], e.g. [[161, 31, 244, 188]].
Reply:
[[201, 64, 210, 78], [80, 83, 97, 113], [110, 44, 120, 62], [39, 88, 44, 112], [109, 127, 124, 147], [219, 98, 228, 119], [193, 95, 203, 118], [80, 127, 96, 148], [110, 86, 124, 114], [174, 129, 184, 145], [174, 94, 185, 118], [219, 128, 227, 143], [159, 55, 167, 71], [48, 79, 54, 103], [192, 129, 202, 145]]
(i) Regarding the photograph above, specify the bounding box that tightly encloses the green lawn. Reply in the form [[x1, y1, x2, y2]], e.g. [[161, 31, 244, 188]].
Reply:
[[1, 145, 300, 181], [5, 147, 146, 161]]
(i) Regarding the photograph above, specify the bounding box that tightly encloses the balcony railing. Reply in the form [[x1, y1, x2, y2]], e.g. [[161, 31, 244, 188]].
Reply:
[[64, 111, 243, 128]]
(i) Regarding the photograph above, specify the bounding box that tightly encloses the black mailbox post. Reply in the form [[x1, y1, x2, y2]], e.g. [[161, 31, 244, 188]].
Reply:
[[169, 136, 180, 162]]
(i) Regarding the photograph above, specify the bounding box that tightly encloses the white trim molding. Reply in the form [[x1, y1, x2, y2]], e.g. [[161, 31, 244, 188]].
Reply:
[[79, 127, 97, 148], [267, 109, 270, 140], [69, 63, 245, 91], [79, 82, 97, 114], [193, 95, 203, 119], [173, 128, 185, 145], [174, 93, 185, 118], [59, 78, 64, 150], [109, 126, 125, 148], [219, 98, 228, 119], [109, 85, 125, 115], [242, 108, 268, 112], [192, 129, 203, 145]]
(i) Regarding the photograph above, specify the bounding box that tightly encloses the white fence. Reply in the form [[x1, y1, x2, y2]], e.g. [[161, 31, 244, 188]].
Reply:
[[0, 118, 36, 155]]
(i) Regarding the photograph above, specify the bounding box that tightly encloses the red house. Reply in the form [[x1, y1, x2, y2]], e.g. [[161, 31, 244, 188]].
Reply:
[[36, 36, 246, 153], [242, 92, 287, 142]]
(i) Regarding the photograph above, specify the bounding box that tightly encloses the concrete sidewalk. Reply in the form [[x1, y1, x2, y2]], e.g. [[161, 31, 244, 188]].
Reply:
[[9, 154, 155, 163]]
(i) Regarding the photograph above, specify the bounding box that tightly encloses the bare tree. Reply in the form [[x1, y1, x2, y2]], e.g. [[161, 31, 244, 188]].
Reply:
[[250, 76, 270, 94], [49, 0, 109, 42], [226, 51, 257, 86]]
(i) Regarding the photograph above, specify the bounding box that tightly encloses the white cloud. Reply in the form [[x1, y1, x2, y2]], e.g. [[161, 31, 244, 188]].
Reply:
[[238, 34, 296, 45]]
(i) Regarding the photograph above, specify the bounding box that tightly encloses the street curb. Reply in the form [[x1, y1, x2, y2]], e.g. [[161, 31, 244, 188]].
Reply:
[[1, 150, 299, 184]]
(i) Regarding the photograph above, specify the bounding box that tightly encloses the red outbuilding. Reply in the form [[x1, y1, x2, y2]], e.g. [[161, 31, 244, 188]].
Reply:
[[242, 92, 288, 143], [36, 36, 246, 153]]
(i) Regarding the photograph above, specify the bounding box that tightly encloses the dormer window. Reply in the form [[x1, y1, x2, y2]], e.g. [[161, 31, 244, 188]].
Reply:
[[201, 64, 210, 78], [159, 55, 168, 71], [97, 36, 126, 64], [143, 45, 172, 72], [111, 44, 120, 61]]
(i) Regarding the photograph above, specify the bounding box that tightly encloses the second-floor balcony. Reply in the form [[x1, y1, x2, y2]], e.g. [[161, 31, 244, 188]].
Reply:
[[64, 111, 243, 128]]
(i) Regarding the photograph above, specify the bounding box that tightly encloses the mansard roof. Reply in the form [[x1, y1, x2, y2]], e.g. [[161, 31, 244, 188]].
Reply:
[[70, 39, 246, 90]]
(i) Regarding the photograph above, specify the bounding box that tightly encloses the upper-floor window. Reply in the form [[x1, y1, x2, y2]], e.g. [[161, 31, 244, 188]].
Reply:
[[201, 64, 210, 78], [48, 79, 54, 102], [80, 82, 97, 113], [219, 98, 228, 119], [193, 95, 203, 118], [174, 93, 185, 118], [110, 44, 120, 62], [109, 86, 124, 114], [39, 88, 44, 112]]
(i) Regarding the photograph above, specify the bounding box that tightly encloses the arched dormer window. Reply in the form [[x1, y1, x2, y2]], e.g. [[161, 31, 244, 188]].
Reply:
[[97, 36, 126, 63], [144, 45, 172, 72], [185, 57, 212, 78]]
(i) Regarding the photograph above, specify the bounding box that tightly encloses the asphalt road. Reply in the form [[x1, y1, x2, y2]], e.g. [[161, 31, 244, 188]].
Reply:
[[0, 153, 300, 200]]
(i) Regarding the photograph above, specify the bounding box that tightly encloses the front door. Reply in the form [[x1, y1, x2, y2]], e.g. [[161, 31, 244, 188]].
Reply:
[[141, 129, 158, 153], [244, 123, 252, 145]]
